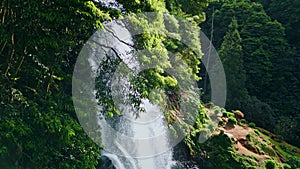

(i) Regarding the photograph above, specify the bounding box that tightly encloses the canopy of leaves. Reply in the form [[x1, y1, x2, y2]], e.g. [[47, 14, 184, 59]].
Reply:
[[0, 0, 211, 168], [0, 0, 113, 168], [200, 0, 299, 146]]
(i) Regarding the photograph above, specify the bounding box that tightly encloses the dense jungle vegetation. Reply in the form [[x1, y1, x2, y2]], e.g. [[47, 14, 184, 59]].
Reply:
[[0, 0, 299, 168]]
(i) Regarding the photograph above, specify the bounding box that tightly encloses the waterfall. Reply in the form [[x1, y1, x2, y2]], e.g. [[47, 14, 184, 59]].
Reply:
[[72, 13, 208, 169], [86, 18, 177, 169], [98, 99, 177, 169]]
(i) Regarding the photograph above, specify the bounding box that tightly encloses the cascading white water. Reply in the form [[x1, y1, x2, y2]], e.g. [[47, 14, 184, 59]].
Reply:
[[85, 16, 177, 169], [99, 99, 176, 169]]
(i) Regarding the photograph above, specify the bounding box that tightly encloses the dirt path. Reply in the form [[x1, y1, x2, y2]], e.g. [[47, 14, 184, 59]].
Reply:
[[222, 125, 250, 140], [219, 125, 270, 163]]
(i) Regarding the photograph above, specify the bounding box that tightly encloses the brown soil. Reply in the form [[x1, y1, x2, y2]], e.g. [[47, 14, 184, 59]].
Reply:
[[219, 125, 270, 163], [222, 125, 250, 140]]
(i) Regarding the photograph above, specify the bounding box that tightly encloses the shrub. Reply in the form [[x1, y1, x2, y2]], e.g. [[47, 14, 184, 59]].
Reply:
[[248, 122, 256, 128], [283, 163, 291, 169], [265, 160, 276, 169], [223, 111, 235, 118], [254, 129, 260, 135], [241, 119, 246, 123], [221, 108, 227, 113], [246, 133, 252, 140], [228, 116, 237, 125], [287, 156, 300, 169], [240, 95, 275, 129], [223, 111, 229, 117]]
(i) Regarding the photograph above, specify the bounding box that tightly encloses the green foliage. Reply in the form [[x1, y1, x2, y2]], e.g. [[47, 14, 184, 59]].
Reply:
[[241, 13, 295, 109], [259, 1, 300, 124], [228, 116, 238, 125], [269, 138, 300, 169], [0, 0, 211, 168], [264, 160, 277, 169], [0, 0, 113, 168], [241, 119, 247, 123], [198, 133, 260, 169], [274, 116, 300, 150], [218, 17, 247, 110], [253, 129, 261, 135], [283, 164, 292, 169], [201, 0, 299, 146], [0, 93, 101, 169], [222, 111, 235, 118], [165, 0, 211, 24], [177, 105, 299, 169], [117, 0, 167, 13], [240, 95, 275, 129], [257, 0, 300, 48], [248, 122, 256, 128], [287, 156, 300, 169], [1, 0, 299, 169]]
